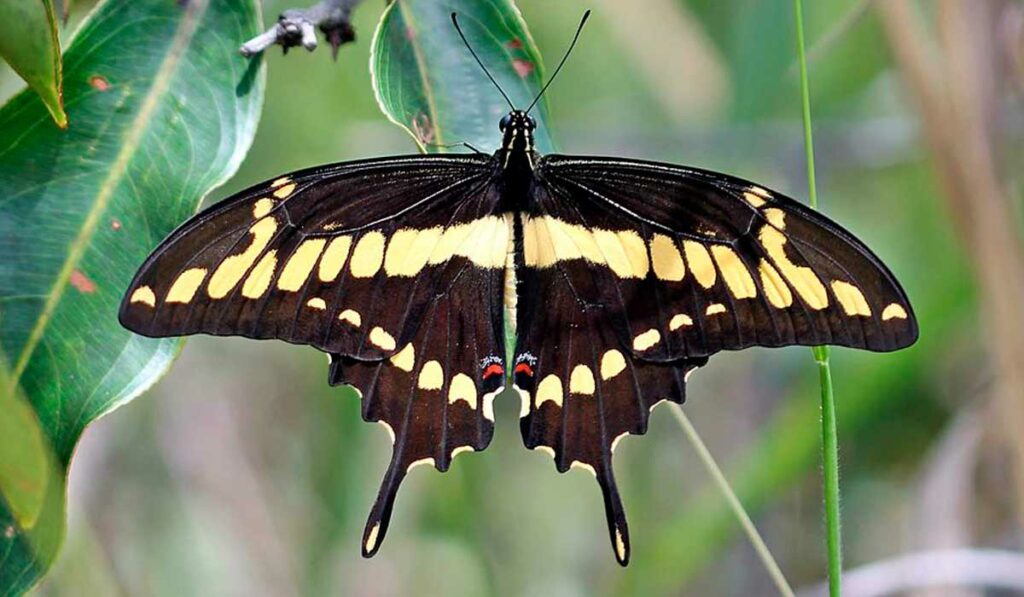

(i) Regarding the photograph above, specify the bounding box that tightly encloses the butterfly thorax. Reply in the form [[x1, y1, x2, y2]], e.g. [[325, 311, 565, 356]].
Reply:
[[496, 110, 539, 206]]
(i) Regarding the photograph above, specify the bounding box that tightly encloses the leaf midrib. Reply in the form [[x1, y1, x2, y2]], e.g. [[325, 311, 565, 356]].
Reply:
[[396, 0, 443, 148], [5, 0, 212, 398]]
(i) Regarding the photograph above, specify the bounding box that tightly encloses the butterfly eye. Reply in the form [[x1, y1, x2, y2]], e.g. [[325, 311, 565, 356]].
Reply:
[[499, 114, 512, 131], [527, 116, 537, 129]]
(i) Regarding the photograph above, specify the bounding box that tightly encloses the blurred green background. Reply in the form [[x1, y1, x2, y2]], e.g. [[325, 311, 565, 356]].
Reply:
[[8, 0, 1022, 594]]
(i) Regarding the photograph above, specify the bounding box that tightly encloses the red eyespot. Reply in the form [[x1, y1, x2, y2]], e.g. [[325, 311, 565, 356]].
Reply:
[[482, 363, 504, 379], [514, 362, 534, 377]]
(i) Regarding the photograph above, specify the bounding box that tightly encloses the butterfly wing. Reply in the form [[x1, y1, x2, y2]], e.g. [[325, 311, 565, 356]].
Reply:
[[513, 154, 918, 563], [119, 154, 511, 555]]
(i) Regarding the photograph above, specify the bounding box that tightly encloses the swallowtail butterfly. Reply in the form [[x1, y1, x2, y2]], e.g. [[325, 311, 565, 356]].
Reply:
[[120, 11, 917, 565]]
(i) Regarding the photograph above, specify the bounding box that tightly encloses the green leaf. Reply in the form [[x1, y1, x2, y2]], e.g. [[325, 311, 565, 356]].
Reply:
[[370, 0, 554, 154], [370, 0, 552, 363], [0, 0, 265, 592], [0, 0, 67, 128], [0, 355, 53, 531]]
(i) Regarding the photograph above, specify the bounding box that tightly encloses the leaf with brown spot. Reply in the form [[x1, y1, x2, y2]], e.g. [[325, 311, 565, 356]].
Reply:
[[0, 0, 264, 591], [371, 0, 553, 153], [69, 269, 96, 293], [512, 58, 534, 78]]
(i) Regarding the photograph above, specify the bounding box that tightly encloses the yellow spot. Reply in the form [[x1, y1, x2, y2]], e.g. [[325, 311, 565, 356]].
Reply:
[[166, 268, 207, 303], [831, 280, 871, 316], [338, 309, 361, 327], [759, 227, 828, 309], [350, 231, 386, 278], [428, 215, 511, 269], [207, 217, 278, 298], [615, 528, 627, 561], [711, 245, 757, 299], [271, 176, 292, 188], [743, 191, 766, 207], [535, 445, 556, 458], [252, 198, 274, 219], [882, 303, 908, 320], [601, 350, 627, 380], [130, 286, 156, 307], [590, 228, 649, 278], [523, 217, 649, 277], [706, 303, 726, 315], [669, 313, 693, 330], [379, 421, 395, 443], [650, 234, 685, 281], [369, 326, 396, 351], [611, 432, 627, 452], [536, 374, 563, 407], [389, 343, 415, 371], [759, 260, 793, 308], [614, 230, 647, 278], [571, 461, 597, 476], [448, 373, 478, 408], [750, 185, 770, 198], [570, 365, 596, 395], [318, 236, 353, 282], [278, 239, 326, 291], [557, 220, 600, 266], [515, 386, 530, 417], [522, 216, 554, 267], [273, 183, 296, 199], [306, 297, 327, 310], [684, 241, 716, 288], [482, 388, 500, 421], [764, 208, 786, 229], [241, 251, 277, 298], [407, 457, 436, 472], [451, 446, 475, 458], [418, 360, 444, 390], [632, 329, 661, 351], [365, 523, 381, 553], [385, 227, 443, 276]]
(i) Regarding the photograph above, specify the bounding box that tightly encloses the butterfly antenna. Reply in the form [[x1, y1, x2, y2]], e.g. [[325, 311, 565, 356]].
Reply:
[[526, 10, 591, 114], [451, 12, 516, 111]]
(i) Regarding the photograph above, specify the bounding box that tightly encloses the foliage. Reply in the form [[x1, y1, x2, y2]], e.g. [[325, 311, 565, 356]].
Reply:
[[0, 0, 264, 592], [371, 0, 553, 154], [0, 0, 66, 128]]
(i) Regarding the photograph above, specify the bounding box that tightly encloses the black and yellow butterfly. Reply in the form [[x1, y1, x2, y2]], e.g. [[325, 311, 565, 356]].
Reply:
[[119, 15, 917, 567]]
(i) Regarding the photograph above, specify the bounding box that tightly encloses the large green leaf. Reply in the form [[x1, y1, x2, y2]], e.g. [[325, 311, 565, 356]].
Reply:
[[0, 0, 66, 128], [371, 0, 554, 154], [0, 0, 264, 592]]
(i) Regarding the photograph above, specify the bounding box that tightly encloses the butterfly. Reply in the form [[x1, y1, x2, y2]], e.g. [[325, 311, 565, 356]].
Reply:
[[119, 12, 918, 566]]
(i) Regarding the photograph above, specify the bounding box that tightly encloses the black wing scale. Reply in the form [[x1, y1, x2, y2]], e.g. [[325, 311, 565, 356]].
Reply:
[[120, 149, 917, 565]]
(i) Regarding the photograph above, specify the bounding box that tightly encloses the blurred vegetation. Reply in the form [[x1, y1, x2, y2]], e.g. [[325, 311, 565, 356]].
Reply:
[[1, 0, 1020, 594]]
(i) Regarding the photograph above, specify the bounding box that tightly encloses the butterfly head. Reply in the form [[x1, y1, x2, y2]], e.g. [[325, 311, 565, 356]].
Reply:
[[499, 110, 536, 158]]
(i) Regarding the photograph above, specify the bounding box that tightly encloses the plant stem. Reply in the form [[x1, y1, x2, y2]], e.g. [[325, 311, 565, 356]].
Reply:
[[793, 0, 842, 594], [671, 406, 795, 596]]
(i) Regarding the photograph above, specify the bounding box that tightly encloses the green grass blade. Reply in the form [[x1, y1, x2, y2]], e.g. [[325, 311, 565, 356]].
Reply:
[[793, 0, 842, 593], [670, 406, 795, 596]]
